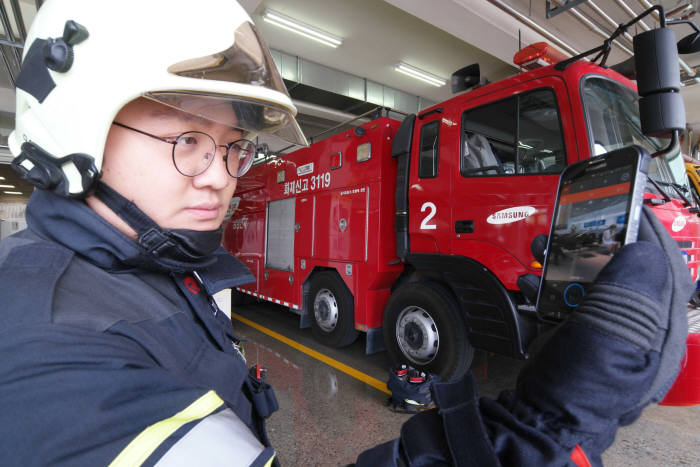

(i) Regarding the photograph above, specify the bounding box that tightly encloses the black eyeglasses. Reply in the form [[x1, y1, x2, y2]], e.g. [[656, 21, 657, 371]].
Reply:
[[111, 121, 256, 178]]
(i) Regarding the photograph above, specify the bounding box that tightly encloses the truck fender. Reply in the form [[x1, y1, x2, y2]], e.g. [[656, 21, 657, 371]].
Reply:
[[302, 268, 359, 348], [406, 253, 528, 358]]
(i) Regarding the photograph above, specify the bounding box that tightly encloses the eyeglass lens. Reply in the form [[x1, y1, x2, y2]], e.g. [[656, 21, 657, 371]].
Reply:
[[173, 132, 255, 177], [230, 140, 256, 177]]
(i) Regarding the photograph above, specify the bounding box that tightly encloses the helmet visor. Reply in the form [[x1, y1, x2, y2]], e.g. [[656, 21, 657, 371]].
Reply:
[[145, 91, 306, 146], [146, 22, 307, 146]]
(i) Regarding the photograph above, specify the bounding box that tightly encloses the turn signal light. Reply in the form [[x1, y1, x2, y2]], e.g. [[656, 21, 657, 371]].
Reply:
[[530, 260, 543, 269]]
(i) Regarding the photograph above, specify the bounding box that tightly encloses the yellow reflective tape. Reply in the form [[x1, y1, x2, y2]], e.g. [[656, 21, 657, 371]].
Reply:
[[265, 453, 277, 467], [231, 312, 390, 395], [109, 390, 224, 467]]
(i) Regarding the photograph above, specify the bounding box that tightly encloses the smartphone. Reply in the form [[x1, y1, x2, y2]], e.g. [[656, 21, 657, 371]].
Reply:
[[536, 146, 650, 321]]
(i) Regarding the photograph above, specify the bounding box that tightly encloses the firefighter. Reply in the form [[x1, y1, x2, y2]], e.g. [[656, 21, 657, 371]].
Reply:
[[0, 0, 305, 464], [0, 1, 692, 466]]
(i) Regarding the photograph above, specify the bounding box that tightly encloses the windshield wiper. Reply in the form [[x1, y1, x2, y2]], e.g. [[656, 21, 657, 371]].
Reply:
[[646, 178, 672, 204], [671, 182, 690, 194], [673, 182, 700, 213], [666, 181, 693, 208], [689, 188, 700, 215], [650, 179, 697, 210]]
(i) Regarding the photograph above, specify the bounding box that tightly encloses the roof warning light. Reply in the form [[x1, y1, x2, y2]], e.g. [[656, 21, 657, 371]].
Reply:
[[513, 42, 567, 70]]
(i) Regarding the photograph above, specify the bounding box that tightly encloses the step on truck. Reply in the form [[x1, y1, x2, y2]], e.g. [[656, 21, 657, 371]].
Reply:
[[223, 5, 700, 396]]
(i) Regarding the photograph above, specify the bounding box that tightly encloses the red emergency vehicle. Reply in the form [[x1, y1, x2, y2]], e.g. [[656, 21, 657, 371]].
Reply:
[[223, 9, 700, 395]]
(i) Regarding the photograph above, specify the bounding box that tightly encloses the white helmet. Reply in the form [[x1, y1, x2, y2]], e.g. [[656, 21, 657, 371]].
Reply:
[[10, 0, 306, 197]]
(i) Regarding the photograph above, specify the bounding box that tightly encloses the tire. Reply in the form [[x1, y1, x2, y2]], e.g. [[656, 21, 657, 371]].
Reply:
[[383, 281, 474, 381], [308, 271, 358, 347]]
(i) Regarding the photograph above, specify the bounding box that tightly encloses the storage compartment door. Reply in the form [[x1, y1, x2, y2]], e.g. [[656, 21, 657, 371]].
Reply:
[[314, 188, 368, 262], [265, 198, 295, 271]]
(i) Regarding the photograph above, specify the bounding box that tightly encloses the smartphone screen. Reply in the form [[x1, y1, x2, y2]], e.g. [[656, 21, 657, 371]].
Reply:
[[537, 147, 649, 320]]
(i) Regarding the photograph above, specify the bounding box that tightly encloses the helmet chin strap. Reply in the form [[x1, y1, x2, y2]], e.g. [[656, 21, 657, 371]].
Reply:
[[93, 181, 223, 271]]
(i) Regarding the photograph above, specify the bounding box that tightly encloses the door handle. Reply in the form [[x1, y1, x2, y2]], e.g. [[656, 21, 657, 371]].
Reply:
[[455, 220, 474, 233]]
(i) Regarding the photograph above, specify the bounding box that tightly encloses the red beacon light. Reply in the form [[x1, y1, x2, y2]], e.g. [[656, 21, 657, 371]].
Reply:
[[513, 42, 567, 70]]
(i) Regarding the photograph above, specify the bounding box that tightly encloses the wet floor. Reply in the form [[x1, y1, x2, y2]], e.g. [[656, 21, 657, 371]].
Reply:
[[231, 301, 700, 466]]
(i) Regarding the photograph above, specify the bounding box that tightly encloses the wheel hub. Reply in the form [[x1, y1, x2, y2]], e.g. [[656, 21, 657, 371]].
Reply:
[[314, 288, 338, 332], [395, 306, 439, 365], [404, 322, 423, 349]]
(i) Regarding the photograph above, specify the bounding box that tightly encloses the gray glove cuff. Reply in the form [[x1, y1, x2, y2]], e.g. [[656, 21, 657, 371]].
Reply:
[[572, 283, 662, 351]]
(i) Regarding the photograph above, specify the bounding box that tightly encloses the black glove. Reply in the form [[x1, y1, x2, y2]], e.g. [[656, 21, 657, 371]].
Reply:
[[570, 206, 693, 406], [482, 206, 695, 467]]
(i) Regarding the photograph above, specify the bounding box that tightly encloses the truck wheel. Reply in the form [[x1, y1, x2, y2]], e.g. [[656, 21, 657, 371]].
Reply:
[[308, 271, 358, 348], [383, 281, 474, 381]]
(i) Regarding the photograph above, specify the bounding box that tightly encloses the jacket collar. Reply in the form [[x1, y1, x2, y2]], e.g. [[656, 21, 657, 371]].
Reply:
[[25, 189, 253, 292]]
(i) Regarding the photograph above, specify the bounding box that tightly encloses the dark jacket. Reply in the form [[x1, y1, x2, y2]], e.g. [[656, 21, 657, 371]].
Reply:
[[0, 190, 275, 466]]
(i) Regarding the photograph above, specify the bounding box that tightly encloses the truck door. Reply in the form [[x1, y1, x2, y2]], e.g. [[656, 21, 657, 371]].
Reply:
[[451, 79, 576, 289], [409, 114, 450, 253]]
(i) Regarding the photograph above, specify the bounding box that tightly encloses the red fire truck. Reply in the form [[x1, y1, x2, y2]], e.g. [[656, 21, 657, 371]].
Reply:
[[223, 7, 700, 391]]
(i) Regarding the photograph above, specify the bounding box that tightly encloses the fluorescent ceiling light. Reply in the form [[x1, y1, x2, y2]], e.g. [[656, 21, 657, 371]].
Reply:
[[3, 191, 22, 195], [0, 184, 15, 188], [263, 9, 342, 48], [395, 62, 446, 87]]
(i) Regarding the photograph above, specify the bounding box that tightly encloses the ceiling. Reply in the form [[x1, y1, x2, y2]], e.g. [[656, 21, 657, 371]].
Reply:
[[0, 159, 32, 203], [246, 0, 700, 132], [0, 0, 699, 162]]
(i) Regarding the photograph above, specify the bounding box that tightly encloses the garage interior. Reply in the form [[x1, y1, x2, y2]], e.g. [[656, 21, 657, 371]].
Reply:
[[1, 1, 700, 465]]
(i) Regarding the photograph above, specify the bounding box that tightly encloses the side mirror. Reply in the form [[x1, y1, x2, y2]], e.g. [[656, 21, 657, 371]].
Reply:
[[451, 64, 480, 94], [669, 19, 700, 54], [678, 31, 700, 54], [633, 27, 686, 138]]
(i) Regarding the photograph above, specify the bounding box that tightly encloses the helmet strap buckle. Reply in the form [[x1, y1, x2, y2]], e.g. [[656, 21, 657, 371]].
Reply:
[[139, 228, 176, 257], [11, 141, 98, 198]]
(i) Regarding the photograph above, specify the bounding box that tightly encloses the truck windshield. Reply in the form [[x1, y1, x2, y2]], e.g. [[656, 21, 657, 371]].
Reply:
[[581, 76, 690, 202]]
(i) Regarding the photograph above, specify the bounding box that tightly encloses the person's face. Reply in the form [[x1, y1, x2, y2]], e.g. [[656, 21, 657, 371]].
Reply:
[[88, 98, 240, 237]]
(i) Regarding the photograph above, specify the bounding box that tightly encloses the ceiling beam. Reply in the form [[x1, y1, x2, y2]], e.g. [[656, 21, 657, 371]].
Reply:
[[384, 0, 579, 69]]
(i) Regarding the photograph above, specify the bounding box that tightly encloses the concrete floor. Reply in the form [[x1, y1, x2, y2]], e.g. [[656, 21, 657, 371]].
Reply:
[[231, 301, 700, 466]]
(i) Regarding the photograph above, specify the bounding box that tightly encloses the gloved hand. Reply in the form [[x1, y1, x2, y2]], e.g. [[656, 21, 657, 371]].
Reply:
[[503, 206, 694, 465], [571, 205, 693, 407]]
